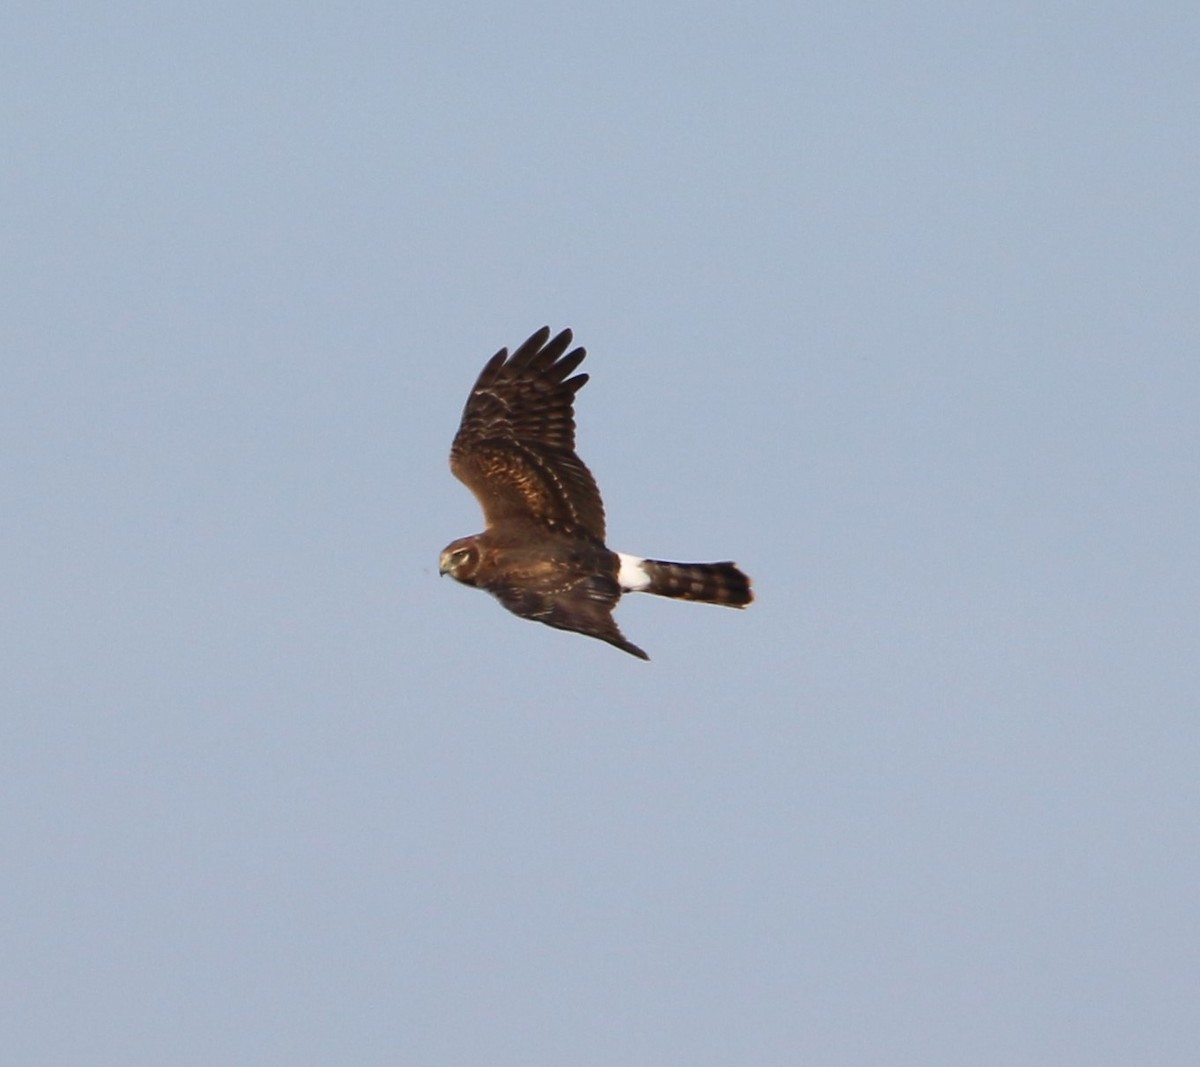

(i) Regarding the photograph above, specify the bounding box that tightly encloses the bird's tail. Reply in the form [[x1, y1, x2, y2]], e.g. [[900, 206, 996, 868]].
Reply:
[[617, 554, 753, 607]]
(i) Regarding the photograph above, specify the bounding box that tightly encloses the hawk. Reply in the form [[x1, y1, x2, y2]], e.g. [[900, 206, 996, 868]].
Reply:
[[439, 327, 753, 659]]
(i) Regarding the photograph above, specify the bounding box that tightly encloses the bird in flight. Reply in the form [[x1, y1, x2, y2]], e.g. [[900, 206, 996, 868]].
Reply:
[[439, 327, 752, 659]]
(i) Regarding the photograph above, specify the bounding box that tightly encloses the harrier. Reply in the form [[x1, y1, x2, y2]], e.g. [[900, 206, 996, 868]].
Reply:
[[439, 327, 752, 659]]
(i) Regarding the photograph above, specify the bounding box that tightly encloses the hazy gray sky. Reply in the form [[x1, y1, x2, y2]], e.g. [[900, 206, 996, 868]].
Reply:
[[4, 4, 1198, 1064]]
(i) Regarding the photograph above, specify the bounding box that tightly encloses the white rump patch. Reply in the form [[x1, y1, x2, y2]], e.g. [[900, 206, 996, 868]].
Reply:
[[616, 553, 652, 592]]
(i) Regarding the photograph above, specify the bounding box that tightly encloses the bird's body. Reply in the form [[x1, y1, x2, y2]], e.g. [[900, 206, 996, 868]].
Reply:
[[440, 327, 751, 659]]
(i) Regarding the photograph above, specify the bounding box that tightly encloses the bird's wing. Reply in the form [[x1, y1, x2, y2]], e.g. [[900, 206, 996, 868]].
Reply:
[[450, 327, 606, 541]]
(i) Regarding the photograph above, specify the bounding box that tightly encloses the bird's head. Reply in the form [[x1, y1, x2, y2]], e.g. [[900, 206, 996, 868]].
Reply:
[[439, 537, 482, 584]]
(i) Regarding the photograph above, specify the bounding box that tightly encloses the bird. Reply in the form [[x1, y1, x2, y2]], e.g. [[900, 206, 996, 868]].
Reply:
[[439, 327, 752, 659]]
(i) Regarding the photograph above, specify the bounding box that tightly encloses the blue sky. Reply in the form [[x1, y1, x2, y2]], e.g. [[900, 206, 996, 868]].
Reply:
[[3, 4, 1198, 1064]]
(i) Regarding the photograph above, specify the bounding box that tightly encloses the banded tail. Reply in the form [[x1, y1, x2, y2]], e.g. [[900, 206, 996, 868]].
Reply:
[[617, 553, 753, 607]]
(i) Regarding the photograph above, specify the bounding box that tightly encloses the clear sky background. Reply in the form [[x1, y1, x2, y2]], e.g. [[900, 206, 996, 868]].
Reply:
[[3, 4, 1198, 1064]]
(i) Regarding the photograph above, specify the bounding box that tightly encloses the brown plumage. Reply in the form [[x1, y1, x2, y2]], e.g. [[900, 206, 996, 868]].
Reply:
[[440, 327, 752, 659]]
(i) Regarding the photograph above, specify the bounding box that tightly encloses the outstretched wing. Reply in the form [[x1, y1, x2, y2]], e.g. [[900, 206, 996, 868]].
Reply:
[[450, 327, 606, 540], [492, 573, 649, 660]]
